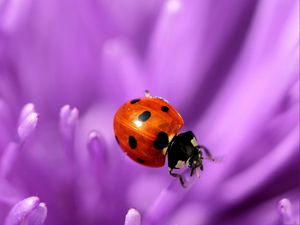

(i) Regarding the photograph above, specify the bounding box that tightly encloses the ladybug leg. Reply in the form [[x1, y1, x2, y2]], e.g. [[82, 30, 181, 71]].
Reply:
[[190, 167, 196, 176], [199, 164, 204, 170], [199, 145, 215, 162], [190, 166, 202, 177], [195, 167, 201, 178], [169, 169, 186, 188]]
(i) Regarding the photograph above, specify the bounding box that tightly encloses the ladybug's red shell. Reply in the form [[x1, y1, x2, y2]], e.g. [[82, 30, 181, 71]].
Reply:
[[113, 96, 184, 167]]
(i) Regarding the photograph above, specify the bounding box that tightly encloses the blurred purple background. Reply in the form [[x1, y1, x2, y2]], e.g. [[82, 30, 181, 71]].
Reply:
[[0, 0, 299, 224]]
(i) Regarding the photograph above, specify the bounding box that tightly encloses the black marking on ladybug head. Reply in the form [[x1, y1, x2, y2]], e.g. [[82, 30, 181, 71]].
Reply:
[[136, 158, 145, 164], [115, 136, 120, 144], [153, 131, 169, 150], [130, 98, 140, 104], [128, 136, 137, 149], [161, 106, 169, 112], [138, 111, 151, 122]]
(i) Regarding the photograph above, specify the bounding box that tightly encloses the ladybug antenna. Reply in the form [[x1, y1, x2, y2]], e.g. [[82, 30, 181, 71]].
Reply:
[[198, 144, 223, 163], [145, 90, 151, 97], [198, 145, 216, 162]]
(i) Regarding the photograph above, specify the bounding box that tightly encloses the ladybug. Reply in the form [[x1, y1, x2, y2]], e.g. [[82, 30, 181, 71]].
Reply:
[[113, 91, 214, 187]]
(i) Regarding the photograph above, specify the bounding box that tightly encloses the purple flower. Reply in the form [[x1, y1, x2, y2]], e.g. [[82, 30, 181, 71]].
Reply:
[[4, 196, 47, 225], [0, 0, 299, 225]]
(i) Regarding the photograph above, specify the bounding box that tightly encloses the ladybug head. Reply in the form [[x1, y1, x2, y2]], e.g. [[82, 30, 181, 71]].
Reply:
[[167, 131, 204, 171], [167, 131, 208, 186]]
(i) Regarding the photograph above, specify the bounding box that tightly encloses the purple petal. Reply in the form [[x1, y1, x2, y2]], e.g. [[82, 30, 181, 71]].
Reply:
[[25, 202, 47, 225], [0, 180, 23, 205], [146, 0, 257, 104], [0, 99, 14, 148], [99, 39, 145, 101], [0, 0, 33, 33], [126, 175, 168, 212], [87, 130, 107, 164], [166, 203, 205, 225], [144, 169, 196, 225], [4, 196, 47, 225], [0, 142, 19, 178], [220, 127, 299, 203], [87, 130, 103, 157]]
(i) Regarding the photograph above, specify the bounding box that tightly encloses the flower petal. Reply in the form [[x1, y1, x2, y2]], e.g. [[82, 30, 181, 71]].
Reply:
[[87, 130, 107, 163], [0, 142, 19, 178], [146, 0, 257, 106], [0, 0, 33, 33], [0, 180, 23, 205], [25, 202, 47, 225], [144, 169, 196, 225], [4, 196, 47, 225], [220, 126, 299, 203]]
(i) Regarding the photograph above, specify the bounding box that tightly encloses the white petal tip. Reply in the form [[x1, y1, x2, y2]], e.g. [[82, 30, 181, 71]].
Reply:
[[17, 112, 39, 141], [59, 105, 79, 137], [88, 130, 99, 140], [60, 105, 79, 125], [19, 103, 35, 123], [59, 105, 71, 119], [124, 208, 141, 225]]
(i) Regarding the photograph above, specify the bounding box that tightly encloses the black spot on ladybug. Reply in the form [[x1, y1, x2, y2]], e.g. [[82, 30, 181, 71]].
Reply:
[[161, 106, 169, 112], [138, 111, 151, 122], [128, 136, 137, 149], [137, 158, 145, 164], [115, 136, 120, 144], [130, 99, 140, 104], [153, 132, 169, 150]]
